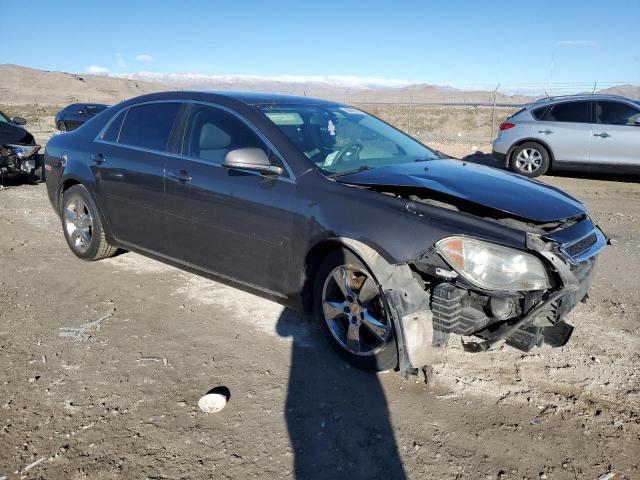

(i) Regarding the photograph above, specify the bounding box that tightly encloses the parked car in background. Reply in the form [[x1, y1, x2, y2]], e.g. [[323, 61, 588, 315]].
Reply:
[[0, 110, 41, 184], [492, 94, 640, 177], [44, 91, 606, 376], [55, 103, 109, 132]]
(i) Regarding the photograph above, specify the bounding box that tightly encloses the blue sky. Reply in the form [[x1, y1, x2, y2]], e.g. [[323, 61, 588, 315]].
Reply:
[[1, 0, 638, 87]]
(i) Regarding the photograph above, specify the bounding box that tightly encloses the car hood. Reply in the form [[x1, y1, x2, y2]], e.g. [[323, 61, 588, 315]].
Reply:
[[336, 159, 585, 222]]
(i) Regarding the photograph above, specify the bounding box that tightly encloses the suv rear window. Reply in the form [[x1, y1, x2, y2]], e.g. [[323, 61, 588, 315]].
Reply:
[[541, 101, 590, 123], [531, 106, 550, 120], [118, 102, 181, 151]]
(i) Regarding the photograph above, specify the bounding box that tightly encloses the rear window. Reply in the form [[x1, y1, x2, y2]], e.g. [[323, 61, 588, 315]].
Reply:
[[118, 102, 181, 151], [542, 101, 590, 123], [531, 106, 550, 120], [101, 109, 127, 142]]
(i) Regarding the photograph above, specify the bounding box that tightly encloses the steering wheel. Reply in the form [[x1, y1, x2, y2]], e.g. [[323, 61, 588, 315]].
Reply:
[[332, 140, 364, 166]]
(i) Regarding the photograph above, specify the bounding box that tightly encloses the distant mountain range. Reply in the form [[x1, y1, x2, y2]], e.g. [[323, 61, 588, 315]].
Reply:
[[1, 64, 638, 106]]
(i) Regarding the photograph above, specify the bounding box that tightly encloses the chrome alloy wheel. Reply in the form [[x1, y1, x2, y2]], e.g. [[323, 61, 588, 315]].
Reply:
[[321, 265, 391, 356], [515, 147, 543, 173], [64, 195, 93, 253]]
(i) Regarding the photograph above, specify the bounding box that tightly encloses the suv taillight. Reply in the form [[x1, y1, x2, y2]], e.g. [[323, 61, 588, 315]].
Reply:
[[499, 122, 516, 131]]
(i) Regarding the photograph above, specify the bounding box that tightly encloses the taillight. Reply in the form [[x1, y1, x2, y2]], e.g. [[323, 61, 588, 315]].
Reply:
[[499, 122, 516, 131]]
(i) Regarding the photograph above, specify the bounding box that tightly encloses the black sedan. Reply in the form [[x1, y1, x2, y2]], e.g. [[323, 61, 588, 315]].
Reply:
[[55, 103, 109, 132], [43, 91, 606, 376]]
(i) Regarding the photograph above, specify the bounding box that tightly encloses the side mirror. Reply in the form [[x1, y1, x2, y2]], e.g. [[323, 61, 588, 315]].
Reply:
[[12, 117, 26, 126], [223, 148, 284, 176]]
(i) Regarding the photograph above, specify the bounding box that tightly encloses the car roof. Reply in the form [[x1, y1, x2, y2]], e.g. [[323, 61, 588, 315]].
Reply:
[[529, 93, 636, 108], [120, 90, 343, 108]]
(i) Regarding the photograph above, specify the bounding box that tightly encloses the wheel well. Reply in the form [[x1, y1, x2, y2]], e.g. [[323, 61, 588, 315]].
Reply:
[[509, 139, 554, 167], [301, 240, 349, 315], [58, 179, 81, 210]]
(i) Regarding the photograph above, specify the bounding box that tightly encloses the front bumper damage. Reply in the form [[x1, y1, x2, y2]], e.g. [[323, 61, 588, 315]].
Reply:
[[389, 224, 606, 377]]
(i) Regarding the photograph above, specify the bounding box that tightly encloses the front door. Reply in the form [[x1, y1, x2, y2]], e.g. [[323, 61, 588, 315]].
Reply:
[[590, 100, 640, 167], [165, 103, 297, 296]]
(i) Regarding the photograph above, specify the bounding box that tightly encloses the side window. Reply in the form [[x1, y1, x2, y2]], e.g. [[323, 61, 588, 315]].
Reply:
[[531, 106, 549, 120], [118, 102, 181, 151], [542, 101, 590, 123], [595, 101, 640, 126], [184, 105, 268, 164], [101, 109, 127, 142]]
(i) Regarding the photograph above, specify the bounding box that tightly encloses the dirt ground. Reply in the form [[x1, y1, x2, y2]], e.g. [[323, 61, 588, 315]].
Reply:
[[1, 162, 639, 479]]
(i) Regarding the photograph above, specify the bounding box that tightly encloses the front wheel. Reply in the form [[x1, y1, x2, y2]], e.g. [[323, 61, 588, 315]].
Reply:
[[61, 184, 117, 260], [510, 142, 550, 177], [313, 249, 398, 371]]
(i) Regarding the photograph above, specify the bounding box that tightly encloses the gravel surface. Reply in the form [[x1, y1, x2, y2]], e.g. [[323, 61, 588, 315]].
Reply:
[[1, 169, 638, 479]]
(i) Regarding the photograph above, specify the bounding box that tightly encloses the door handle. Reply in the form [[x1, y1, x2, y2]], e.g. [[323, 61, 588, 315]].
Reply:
[[593, 132, 610, 138], [91, 154, 106, 165], [168, 169, 192, 183], [538, 129, 552, 134]]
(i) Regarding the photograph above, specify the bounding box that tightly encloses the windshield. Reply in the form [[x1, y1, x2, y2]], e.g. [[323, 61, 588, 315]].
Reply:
[[0, 111, 9, 123], [259, 104, 438, 175]]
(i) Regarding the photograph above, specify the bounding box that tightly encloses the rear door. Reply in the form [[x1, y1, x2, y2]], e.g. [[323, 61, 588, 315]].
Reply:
[[93, 101, 182, 252], [537, 100, 592, 163], [164, 103, 296, 295], [590, 100, 640, 167]]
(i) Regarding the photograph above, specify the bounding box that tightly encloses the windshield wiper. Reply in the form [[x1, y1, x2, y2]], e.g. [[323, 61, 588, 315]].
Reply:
[[328, 165, 373, 178]]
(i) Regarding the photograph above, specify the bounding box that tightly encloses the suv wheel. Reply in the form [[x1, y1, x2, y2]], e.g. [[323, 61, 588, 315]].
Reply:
[[313, 249, 398, 371], [61, 185, 117, 260], [510, 142, 550, 177]]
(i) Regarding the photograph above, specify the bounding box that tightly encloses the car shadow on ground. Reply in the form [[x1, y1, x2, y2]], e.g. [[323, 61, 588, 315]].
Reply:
[[276, 308, 406, 480], [460, 152, 640, 183]]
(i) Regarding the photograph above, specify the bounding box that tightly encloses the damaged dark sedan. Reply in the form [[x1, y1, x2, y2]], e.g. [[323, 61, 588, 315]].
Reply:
[[44, 91, 607, 376], [0, 111, 41, 184]]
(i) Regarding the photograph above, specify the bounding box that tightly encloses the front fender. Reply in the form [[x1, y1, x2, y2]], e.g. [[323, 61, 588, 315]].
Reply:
[[334, 237, 437, 377]]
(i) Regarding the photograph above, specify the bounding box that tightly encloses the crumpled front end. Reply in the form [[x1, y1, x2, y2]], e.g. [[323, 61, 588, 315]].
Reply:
[[413, 216, 607, 354]]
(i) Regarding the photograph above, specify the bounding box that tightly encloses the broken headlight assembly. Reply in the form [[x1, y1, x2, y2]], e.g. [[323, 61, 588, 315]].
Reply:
[[435, 236, 550, 292], [6, 144, 40, 158]]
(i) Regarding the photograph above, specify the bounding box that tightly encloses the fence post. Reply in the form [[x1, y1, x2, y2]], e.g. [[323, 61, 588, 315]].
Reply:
[[407, 84, 415, 134], [490, 83, 500, 143]]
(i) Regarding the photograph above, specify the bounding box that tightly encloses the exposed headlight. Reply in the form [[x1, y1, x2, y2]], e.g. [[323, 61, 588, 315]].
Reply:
[[7, 144, 40, 158], [436, 236, 550, 292]]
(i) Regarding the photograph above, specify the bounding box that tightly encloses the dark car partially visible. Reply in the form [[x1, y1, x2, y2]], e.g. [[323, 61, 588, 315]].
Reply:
[[55, 103, 109, 132], [0, 110, 40, 184]]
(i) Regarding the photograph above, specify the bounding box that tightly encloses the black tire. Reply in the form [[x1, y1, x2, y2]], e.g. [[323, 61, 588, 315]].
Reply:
[[57, 121, 66, 132], [510, 142, 550, 178], [60, 184, 117, 261], [313, 248, 398, 372]]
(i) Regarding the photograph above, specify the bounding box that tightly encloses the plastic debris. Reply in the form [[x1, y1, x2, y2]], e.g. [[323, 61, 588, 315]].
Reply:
[[198, 392, 227, 413], [598, 471, 615, 480]]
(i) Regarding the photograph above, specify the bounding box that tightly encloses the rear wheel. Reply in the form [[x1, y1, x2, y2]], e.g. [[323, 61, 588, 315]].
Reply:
[[61, 184, 117, 260], [510, 142, 550, 177], [313, 249, 398, 371]]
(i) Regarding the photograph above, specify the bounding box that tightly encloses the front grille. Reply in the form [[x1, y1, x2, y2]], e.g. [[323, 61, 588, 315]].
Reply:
[[565, 232, 597, 257]]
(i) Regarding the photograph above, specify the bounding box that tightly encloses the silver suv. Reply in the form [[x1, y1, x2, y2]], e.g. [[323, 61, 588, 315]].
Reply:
[[492, 94, 640, 177]]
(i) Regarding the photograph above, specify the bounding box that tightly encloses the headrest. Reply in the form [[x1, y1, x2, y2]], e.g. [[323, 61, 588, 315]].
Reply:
[[199, 122, 231, 150]]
